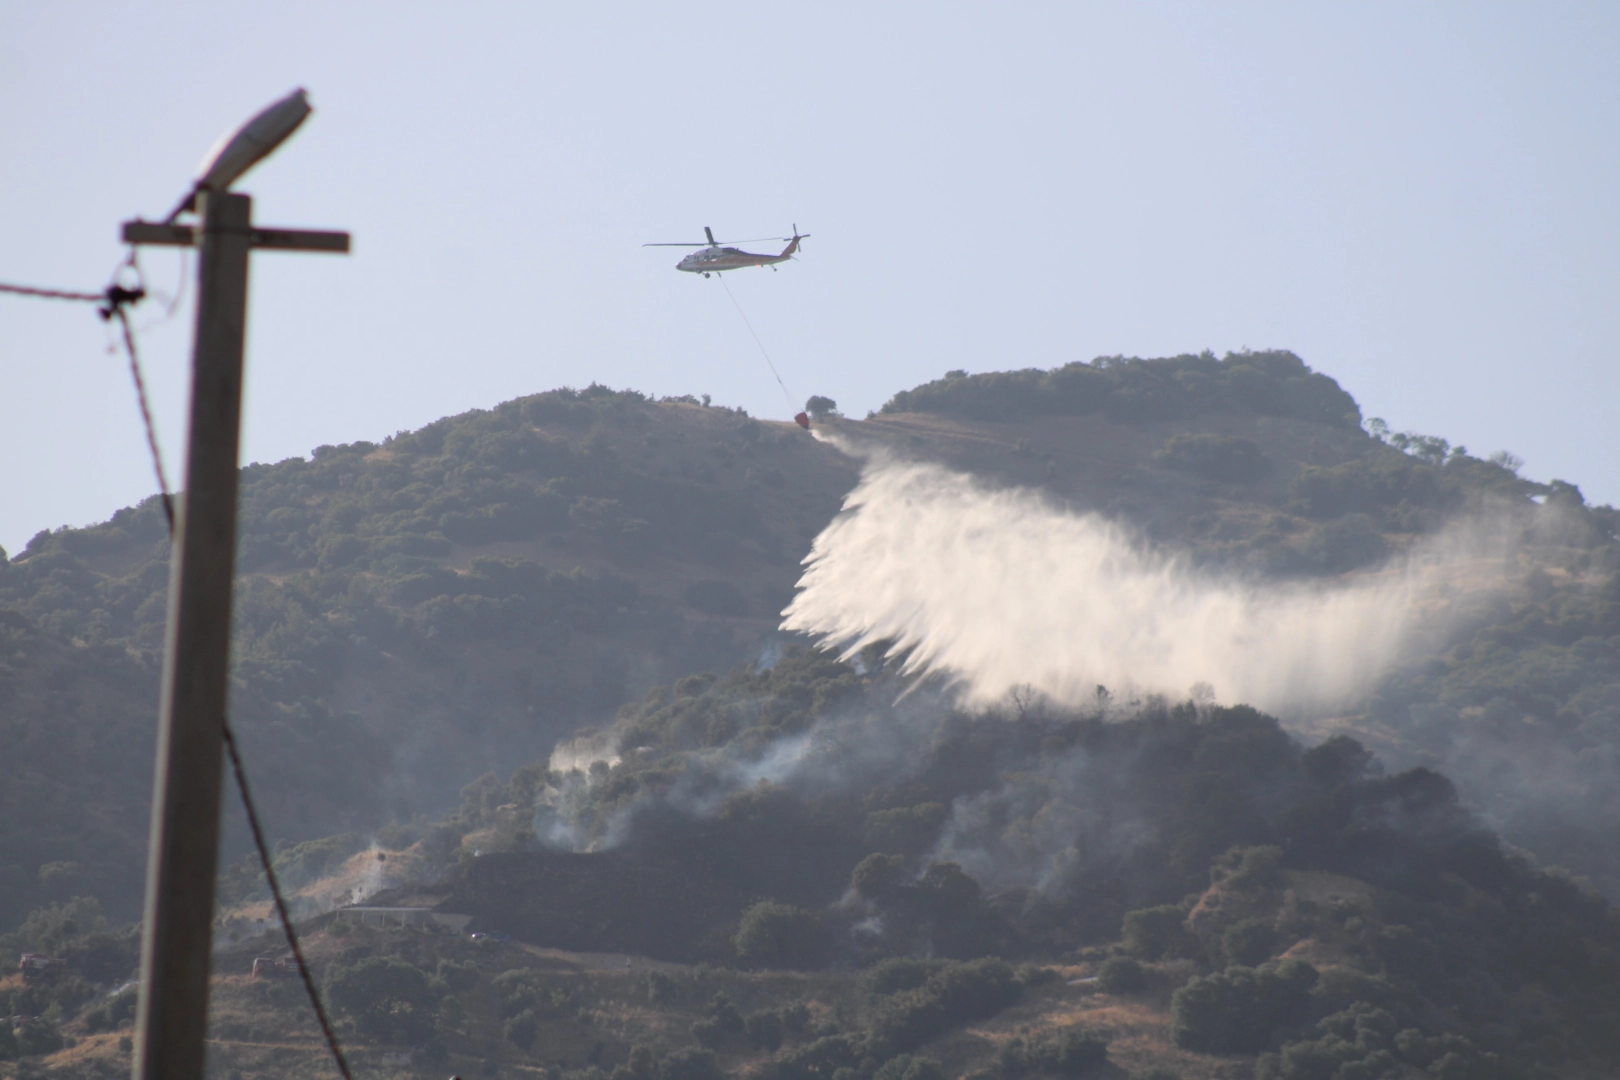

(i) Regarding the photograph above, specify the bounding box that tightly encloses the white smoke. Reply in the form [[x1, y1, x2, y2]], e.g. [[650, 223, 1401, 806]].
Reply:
[[782, 448, 1465, 717], [548, 730, 622, 775], [534, 693, 952, 852]]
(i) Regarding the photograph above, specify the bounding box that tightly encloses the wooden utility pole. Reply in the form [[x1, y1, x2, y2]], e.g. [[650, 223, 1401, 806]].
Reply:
[[123, 193, 348, 1080]]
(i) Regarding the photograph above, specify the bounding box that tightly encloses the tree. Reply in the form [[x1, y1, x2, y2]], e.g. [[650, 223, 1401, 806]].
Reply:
[[1221, 918, 1277, 968], [805, 396, 839, 420], [504, 1008, 538, 1050], [734, 900, 827, 970], [662, 1047, 724, 1080], [851, 853, 909, 899], [327, 955, 441, 1042], [1121, 905, 1194, 960], [1487, 450, 1524, 475], [12, 897, 107, 955], [873, 1055, 946, 1080], [1171, 960, 1318, 1054], [1096, 957, 1149, 995], [745, 1009, 785, 1052]]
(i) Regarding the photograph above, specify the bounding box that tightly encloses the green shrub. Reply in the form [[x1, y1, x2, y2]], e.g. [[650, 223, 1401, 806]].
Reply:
[[880, 351, 1361, 430], [772, 1035, 864, 1080], [706, 991, 745, 1032], [690, 1018, 725, 1050], [271, 834, 366, 888], [504, 1008, 539, 1050], [612, 1045, 657, 1080], [735, 901, 828, 970], [862, 958, 947, 999], [1153, 434, 1269, 483], [746, 1009, 786, 1052], [9, 897, 108, 955], [646, 969, 678, 1004], [692, 991, 746, 1049], [1309, 968, 1409, 1021], [326, 955, 441, 1042], [1121, 906, 1194, 960], [1222, 918, 1278, 967], [1299, 514, 1388, 572], [851, 853, 911, 898], [662, 1046, 724, 1080], [781, 1001, 812, 1037], [1213, 846, 1286, 892], [997, 1030, 1108, 1079], [82, 986, 138, 1033], [435, 958, 480, 992], [1171, 959, 1319, 1054], [868, 959, 1022, 1055], [11, 1018, 64, 1058], [1097, 957, 1150, 995], [492, 968, 548, 1019], [873, 1055, 946, 1080], [1258, 1005, 1431, 1080], [1288, 456, 1456, 520], [1047, 1030, 1108, 1076]]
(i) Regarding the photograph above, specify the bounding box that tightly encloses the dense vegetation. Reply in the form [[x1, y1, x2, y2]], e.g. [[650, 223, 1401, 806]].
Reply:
[[878, 350, 1362, 429], [0, 386, 853, 932], [879, 353, 1620, 901], [241, 652, 1620, 1076], [7, 353, 1620, 1076]]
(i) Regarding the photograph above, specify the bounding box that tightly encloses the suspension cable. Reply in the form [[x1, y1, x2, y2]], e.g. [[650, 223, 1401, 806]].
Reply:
[[718, 274, 796, 410]]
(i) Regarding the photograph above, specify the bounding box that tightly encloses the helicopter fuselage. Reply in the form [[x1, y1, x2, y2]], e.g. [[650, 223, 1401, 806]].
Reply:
[[676, 235, 802, 274]]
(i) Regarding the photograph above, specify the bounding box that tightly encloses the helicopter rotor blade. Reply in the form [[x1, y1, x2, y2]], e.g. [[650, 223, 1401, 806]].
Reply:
[[643, 236, 791, 247]]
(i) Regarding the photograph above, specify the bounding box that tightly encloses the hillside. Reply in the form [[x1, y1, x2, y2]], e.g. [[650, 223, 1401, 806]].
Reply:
[[14, 657, 1620, 1079], [6, 353, 1620, 920], [0, 387, 858, 930], [6, 350, 1620, 1078]]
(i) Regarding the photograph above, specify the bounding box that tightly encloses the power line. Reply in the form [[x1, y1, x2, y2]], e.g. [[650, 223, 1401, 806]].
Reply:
[[1, 272, 175, 531], [0, 281, 106, 303]]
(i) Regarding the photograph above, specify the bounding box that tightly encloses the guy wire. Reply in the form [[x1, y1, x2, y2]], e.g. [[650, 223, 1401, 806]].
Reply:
[[224, 721, 355, 1080], [109, 307, 176, 533]]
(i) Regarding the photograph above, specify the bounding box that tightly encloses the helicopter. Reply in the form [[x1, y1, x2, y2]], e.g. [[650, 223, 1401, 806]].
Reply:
[[644, 226, 809, 277]]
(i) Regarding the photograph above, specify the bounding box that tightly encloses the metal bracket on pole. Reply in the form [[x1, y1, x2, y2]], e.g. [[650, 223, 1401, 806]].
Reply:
[[126, 193, 348, 1080]]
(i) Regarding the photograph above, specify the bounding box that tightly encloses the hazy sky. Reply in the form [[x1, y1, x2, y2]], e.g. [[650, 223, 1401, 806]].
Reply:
[[3, 2, 1617, 556]]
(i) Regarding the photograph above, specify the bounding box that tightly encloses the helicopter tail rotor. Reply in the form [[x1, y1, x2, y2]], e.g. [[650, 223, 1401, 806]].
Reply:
[[780, 224, 810, 260]]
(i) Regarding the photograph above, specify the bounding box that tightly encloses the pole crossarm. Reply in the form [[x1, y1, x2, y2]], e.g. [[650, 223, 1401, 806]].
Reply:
[[122, 219, 351, 253]]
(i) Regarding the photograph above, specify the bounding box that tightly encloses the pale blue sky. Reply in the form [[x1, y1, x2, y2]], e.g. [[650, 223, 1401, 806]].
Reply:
[[3, 2, 1617, 555]]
